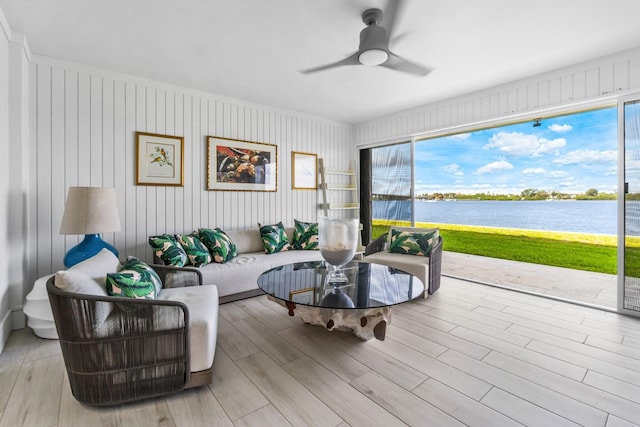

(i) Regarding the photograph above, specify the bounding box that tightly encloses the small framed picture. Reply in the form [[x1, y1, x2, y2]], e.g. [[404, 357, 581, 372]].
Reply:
[[207, 136, 277, 191], [135, 132, 184, 186], [289, 287, 315, 305], [292, 151, 318, 190]]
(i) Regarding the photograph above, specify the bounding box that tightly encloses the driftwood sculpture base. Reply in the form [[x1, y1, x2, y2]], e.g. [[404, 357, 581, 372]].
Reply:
[[268, 296, 391, 340]]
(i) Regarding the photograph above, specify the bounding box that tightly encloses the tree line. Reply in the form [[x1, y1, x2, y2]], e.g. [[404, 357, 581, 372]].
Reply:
[[414, 188, 617, 201]]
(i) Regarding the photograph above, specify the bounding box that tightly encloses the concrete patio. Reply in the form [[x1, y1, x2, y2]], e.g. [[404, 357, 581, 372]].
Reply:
[[442, 251, 618, 310]]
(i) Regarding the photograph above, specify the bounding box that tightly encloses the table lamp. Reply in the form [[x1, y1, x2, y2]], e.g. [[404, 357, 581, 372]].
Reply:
[[60, 186, 121, 268]]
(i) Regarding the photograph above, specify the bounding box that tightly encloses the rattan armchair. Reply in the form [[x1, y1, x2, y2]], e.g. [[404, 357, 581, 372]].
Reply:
[[364, 232, 443, 296], [47, 264, 215, 406]]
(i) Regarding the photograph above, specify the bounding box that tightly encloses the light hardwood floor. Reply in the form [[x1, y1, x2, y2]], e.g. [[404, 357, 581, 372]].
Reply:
[[2, 276, 640, 426]]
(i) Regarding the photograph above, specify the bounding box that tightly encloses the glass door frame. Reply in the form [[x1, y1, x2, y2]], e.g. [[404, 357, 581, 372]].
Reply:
[[618, 92, 640, 316]]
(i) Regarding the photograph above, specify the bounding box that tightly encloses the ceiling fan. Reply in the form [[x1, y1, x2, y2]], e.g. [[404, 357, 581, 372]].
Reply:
[[300, 0, 431, 76]]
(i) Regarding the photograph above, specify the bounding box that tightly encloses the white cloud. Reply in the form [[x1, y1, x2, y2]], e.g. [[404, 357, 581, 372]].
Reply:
[[552, 149, 617, 165], [549, 124, 573, 132], [484, 132, 566, 156], [476, 160, 513, 174], [443, 163, 464, 175], [523, 168, 546, 175], [546, 170, 569, 178]]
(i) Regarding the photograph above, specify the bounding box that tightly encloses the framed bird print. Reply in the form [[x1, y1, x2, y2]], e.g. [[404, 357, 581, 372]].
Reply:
[[135, 132, 184, 186], [206, 136, 277, 191]]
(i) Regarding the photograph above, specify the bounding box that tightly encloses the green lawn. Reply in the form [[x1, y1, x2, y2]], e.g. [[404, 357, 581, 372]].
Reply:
[[372, 221, 618, 275]]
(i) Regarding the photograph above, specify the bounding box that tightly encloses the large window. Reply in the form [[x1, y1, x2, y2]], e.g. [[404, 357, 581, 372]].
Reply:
[[362, 106, 618, 239]]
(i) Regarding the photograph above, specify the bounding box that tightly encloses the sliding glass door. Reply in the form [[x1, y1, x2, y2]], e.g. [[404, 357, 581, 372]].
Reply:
[[619, 95, 640, 315], [361, 142, 413, 242]]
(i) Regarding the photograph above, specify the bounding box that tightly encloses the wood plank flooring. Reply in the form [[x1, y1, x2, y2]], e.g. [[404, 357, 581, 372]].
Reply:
[[2, 276, 640, 426]]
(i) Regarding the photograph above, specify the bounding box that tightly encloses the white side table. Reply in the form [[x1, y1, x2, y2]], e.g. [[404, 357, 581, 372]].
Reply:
[[23, 274, 58, 339]]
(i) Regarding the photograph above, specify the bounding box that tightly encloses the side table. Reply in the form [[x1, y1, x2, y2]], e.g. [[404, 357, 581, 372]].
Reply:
[[23, 274, 58, 339]]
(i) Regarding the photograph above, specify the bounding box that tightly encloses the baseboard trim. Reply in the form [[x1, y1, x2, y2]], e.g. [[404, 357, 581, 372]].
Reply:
[[0, 309, 12, 354]]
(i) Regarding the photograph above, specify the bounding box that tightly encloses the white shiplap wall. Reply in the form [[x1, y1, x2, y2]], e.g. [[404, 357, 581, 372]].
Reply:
[[354, 47, 640, 145], [28, 56, 353, 281], [0, 8, 11, 349]]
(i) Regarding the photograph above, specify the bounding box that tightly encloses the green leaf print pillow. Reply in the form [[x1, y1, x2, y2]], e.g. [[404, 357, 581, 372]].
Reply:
[[389, 229, 437, 257], [148, 234, 188, 267], [292, 219, 319, 250], [177, 233, 212, 267], [106, 256, 162, 300], [199, 228, 238, 263], [259, 222, 291, 254]]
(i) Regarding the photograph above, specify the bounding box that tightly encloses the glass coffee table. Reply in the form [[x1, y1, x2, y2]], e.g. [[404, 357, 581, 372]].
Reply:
[[257, 260, 424, 340]]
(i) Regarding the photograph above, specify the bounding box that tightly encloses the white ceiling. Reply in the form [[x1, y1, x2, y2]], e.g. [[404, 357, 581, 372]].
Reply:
[[2, 0, 640, 124]]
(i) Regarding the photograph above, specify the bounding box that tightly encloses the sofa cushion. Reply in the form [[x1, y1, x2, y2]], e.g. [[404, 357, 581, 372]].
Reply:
[[362, 252, 428, 291], [177, 234, 212, 267], [106, 257, 162, 300], [197, 249, 324, 297], [199, 228, 237, 263], [158, 285, 218, 372], [292, 219, 319, 250], [259, 222, 291, 254], [224, 228, 265, 253], [149, 234, 188, 267], [389, 228, 438, 256]]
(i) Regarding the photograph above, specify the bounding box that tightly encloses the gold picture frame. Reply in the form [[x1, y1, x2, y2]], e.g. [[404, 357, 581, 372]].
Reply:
[[292, 151, 318, 190], [135, 132, 184, 186], [207, 136, 277, 191]]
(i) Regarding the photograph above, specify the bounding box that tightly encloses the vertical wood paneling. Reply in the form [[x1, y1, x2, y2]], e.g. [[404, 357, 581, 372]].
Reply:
[[560, 74, 573, 103], [355, 47, 640, 145], [35, 65, 52, 278], [614, 60, 629, 92], [585, 68, 599, 98], [113, 80, 126, 252], [77, 74, 90, 185], [90, 75, 102, 185], [600, 64, 614, 94], [27, 58, 353, 281]]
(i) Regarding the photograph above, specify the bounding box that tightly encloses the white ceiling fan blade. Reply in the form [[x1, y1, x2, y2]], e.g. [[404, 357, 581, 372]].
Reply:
[[382, 0, 404, 39], [299, 52, 360, 74], [382, 52, 431, 76]]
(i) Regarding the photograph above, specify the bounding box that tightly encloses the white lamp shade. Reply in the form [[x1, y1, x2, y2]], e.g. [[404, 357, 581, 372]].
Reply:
[[60, 187, 121, 235]]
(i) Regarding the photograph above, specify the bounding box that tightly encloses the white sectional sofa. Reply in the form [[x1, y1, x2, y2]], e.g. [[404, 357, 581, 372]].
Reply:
[[153, 227, 324, 303]]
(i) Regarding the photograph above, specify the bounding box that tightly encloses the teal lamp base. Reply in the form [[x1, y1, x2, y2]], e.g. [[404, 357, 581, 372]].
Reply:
[[63, 234, 118, 268]]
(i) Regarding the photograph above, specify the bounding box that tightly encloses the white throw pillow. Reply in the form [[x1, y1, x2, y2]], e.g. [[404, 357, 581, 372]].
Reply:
[[53, 248, 120, 326], [66, 248, 120, 285], [54, 270, 113, 326]]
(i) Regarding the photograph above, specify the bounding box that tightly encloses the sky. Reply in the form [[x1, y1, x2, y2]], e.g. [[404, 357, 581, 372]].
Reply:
[[413, 107, 618, 196]]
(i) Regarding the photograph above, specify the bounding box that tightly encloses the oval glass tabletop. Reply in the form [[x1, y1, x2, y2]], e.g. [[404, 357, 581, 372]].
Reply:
[[257, 260, 425, 310]]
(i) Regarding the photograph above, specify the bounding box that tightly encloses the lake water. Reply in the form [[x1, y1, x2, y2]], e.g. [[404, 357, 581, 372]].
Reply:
[[372, 199, 619, 235]]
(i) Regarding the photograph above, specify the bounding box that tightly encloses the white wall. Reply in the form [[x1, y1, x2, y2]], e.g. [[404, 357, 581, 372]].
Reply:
[[7, 32, 30, 335], [354, 47, 640, 145], [0, 8, 11, 350], [27, 56, 354, 285]]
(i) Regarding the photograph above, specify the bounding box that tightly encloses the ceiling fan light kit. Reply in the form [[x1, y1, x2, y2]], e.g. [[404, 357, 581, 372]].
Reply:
[[359, 48, 388, 66]]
